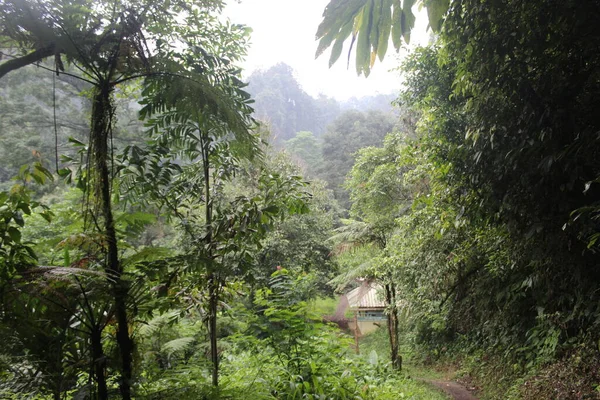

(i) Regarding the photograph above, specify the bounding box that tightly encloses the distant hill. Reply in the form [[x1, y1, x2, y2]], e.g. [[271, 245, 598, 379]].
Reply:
[[246, 63, 397, 142]]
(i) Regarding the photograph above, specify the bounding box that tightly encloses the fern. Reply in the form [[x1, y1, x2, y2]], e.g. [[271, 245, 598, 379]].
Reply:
[[138, 310, 180, 337], [161, 337, 195, 356]]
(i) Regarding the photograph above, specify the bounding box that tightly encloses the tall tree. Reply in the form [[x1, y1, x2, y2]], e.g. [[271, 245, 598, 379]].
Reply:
[[284, 131, 324, 177], [120, 128, 310, 388], [341, 132, 414, 369]]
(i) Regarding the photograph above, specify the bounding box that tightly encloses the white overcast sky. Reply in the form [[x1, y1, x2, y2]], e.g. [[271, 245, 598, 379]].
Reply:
[[223, 0, 430, 101]]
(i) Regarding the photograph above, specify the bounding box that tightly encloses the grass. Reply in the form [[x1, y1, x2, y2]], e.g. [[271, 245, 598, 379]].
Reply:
[[309, 296, 338, 316], [356, 324, 451, 399], [310, 298, 450, 398]]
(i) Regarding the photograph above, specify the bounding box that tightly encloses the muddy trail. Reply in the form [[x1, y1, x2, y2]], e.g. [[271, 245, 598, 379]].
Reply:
[[422, 379, 479, 400]]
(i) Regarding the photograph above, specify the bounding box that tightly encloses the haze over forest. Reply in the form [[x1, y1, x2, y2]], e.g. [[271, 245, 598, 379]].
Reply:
[[223, 0, 429, 100]]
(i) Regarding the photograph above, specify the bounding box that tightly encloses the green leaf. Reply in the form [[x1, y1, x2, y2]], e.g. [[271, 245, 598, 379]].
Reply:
[[317, 0, 366, 40], [369, 0, 383, 56], [401, 0, 415, 43], [34, 163, 54, 181], [31, 164, 54, 184], [18, 164, 29, 177], [7, 226, 21, 243], [329, 22, 353, 67], [17, 203, 31, 215], [356, 0, 374, 76], [262, 205, 280, 215], [162, 337, 195, 355], [13, 213, 25, 227], [391, 0, 403, 51], [24, 245, 37, 261], [68, 137, 86, 147], [57, 168, 72, 178], [425, 0, 449, 32], [377, 0, 393, 61], [316, 28, 341, 59]]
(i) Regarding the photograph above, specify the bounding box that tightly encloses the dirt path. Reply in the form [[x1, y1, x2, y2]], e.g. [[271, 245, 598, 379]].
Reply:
[[423, 379, 479, 400]]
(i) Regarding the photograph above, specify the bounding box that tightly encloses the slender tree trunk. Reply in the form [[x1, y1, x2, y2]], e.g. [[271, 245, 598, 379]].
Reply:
[[384, 282, 402, 370], [201, 137, 220, 387], [208, 275, 219, 387], [90, 328, 108, 400], [53, 325, 68, 400], [92, 83, 133, 399], [354, 311, 360, 354]]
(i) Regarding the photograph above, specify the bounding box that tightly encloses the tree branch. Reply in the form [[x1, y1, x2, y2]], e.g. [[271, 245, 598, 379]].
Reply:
[[0, 45, 56, 79]]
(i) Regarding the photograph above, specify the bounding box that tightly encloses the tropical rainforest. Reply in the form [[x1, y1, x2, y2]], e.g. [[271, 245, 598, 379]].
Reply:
[[1, 0, 599, 399]]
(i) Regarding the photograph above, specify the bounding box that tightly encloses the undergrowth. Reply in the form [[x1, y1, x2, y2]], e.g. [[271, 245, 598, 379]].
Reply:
[[408, 337, 600, 399], [129, 271, 448, 400]]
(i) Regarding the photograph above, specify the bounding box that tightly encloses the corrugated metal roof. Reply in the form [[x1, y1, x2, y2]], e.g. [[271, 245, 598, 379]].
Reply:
[[346, 281, 386, 309]]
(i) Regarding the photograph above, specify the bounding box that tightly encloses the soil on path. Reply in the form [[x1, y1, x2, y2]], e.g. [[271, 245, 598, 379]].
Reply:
[[424, 379, 479, 400]]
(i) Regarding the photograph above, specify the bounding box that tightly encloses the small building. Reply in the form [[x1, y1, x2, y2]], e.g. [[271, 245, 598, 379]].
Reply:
[[342, 280, 386, 336]]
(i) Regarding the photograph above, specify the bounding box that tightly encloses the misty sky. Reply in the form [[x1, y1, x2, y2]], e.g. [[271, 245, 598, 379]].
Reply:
[[224, 0, 429, 101]]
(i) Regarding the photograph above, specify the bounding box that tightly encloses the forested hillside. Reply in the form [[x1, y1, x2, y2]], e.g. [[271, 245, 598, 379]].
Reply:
[[1, 0, 600, 399], [246, 62, 396, 141]]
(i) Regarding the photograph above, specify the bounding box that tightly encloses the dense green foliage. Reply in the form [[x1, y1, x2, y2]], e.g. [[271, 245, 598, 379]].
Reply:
[[402, 0, 600, 360], [315, 0, 600, 396], [320, 109, 398, 209], [3, 0, 600, 398]]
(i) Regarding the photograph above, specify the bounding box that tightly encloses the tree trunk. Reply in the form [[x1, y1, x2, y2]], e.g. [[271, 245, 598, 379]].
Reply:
[[208, 275, 219, 387], [201, 136, 220, 387], [91, 84, 133, 399], [384, 282, 402, 370], [90, 328, 108, 400], [354, 311, 360, 354]]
